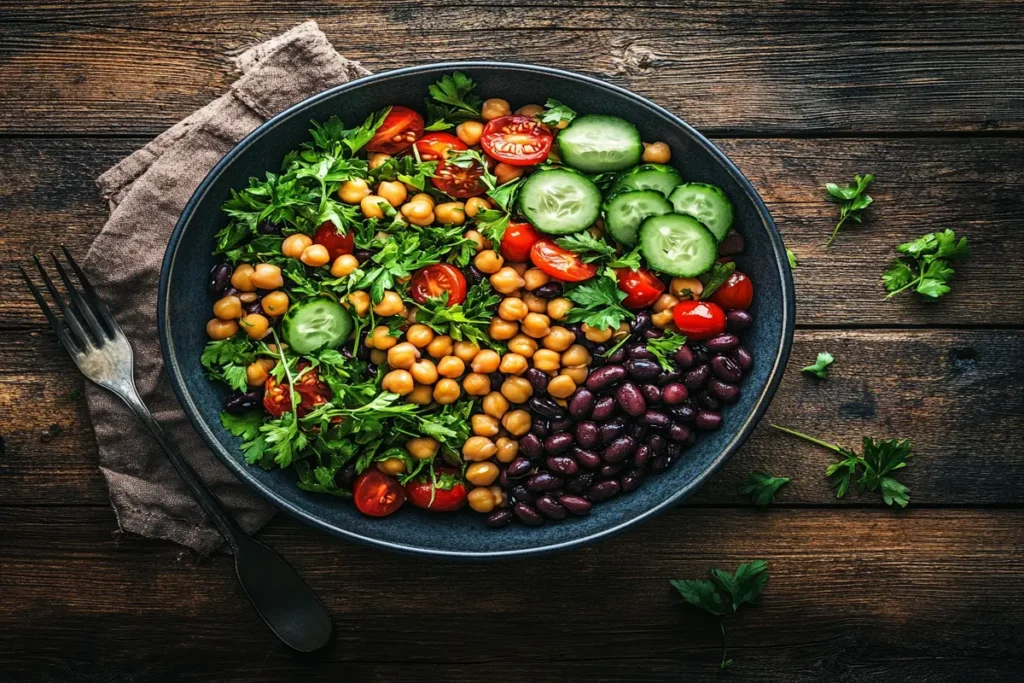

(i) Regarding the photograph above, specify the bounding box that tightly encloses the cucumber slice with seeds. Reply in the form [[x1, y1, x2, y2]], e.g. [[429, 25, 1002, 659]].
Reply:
[[518, 168, 602, 235], [668, 183, 734, 241], [608, 164, 683, 197], [639, 213, 718, 278], [603, 190, 672, 247], [556, 115, 643, 174], [282, 298, 352, 354]]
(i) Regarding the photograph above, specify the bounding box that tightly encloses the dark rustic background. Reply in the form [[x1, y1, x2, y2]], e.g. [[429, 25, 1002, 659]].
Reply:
[[2, 2, 1023, 681]]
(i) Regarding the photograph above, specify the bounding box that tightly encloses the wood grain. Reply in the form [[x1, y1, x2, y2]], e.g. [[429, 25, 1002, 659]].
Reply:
[[2, 137, 1022, 327], [1, 1, 1023, 135]]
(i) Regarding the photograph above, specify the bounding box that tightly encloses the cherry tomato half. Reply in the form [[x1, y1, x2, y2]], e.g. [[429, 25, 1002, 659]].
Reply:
[[263, 363, 332, 418], [616, 268, 666, 309], [480, 115, 554, 166], [432, 158, 487, 198], [529, 240, 599, 282], [312, 221, 354, 261], [404, 469, 468, 512], [672, 300, 727, 341], [414, 131, 467, 162], [366, 105, 424, 155], [708, 271, 754, 311], [353, 470, 406, 517], [409, 263, 468, 306], [500, 221, 541, 263]]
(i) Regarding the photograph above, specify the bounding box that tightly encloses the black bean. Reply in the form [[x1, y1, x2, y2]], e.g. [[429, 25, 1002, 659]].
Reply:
[[620, 468, 646, 493], [507, 457, 533, 479], [727, 309, 753, 332], [669, 423, 692, 442], [692, 344, 711, 363], [641, 383, 662, 404], [705, 334, 740, 352], [697, 390, 721, 411], [708, 379, 740, 403], [632, 444, 652, 468], [673, 345, 696, 368], [650, 455, 670, 473], [513, 502, 545, 526], [567, 388, 596, 420], [544, 433, 574, 455], [625, 358, 661, 381], [572, 447, 602, 470], [662, 383, 688, 405], [668, 403, 697, 424], [486, 509, 513, 528], [695, 410, 723, 431], [526, 472, 563, 492], [546, 454, 579, 476], [615, 382, 646, 417], [591, 397, 617, 421], [645, 434, 667, 454], [602, 436, 636, 464], [487, 372, 503, 392], [711, 355, 743, 383], [631, 310, 652, 336], [565, 472, 595, 494], [528, 396, 566, 420], [524, 367, 550, 395], [627, 423, 648, 442], [337, 463, 358, 489], [642, 328, 664, 340], [718, 230, 745, 255], [518, 433, 543, 459], [587, 479, 621, 502], [558, 493, 592, 515], [243, 299, 264, 316], [534, 281, 564, 298], [729, 346, 754, 372], [509, 484, 535, 505], [628, 344, 656, 361], [534, 495, 567, 520], [575, 422, 600, 449], [224, 390, 262, 414], [465, 264, 485, 283], [530, 420, 551, 438], [600, 463, 624, 479], [599, 417, 627, 444], [257, 219, 282, 235], [606, 346, 627, 364], [208, 263, 233, 297], [683, 364, 711, 390], [586, 365, 627, 392], [550, 417, 572, 433]]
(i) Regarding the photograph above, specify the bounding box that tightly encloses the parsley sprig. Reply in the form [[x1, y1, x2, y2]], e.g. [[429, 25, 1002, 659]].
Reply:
[[413, 281, 502, 349], [645, 332, 687, 371], [825, 173, 874, 245], [564, 277, 634, 331], [882, 228, 969, 300], [801, 352, 834, 379], [739, 472, 790, 506], [539, 98, 576, 127], [425, 72, 482, 128], [554, 232, 640, 269]]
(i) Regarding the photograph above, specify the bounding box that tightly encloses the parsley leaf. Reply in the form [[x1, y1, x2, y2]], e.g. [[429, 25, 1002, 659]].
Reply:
[[201, 335, 257, 392], [786, 248, 798, 269], [474, 209, 511, 246], [645, 332, 687, 371], [801, 352, 834, 379], [554, 232, 618, 263], [882, 228, 969, 300], [825, 173, 874, 245], [607, 248, 641, 270], [739, 472, 790, 506], [540, 98, 577, 126], [220, 410, 265, 442], [699, 261, 736, 299], [369, 154, 438, 192], [564, 277, 634, 330], [425, 72, 482, 126], [414, 281, 501, 349]]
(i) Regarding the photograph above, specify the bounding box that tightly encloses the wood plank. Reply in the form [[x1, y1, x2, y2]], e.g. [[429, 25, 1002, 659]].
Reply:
[[3, 328, 1021, 507], [2, 137, 1022, 326], [2, 506, 1022, 682], [1, 1, 1023, 134]]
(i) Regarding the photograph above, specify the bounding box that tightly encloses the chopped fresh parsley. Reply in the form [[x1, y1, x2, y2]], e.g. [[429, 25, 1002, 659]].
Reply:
[[825, 173, 874, 245], [200, 335, 257, 392], [739, 472, 790, 506], [801, 352, 834, 379], [563, 277, 634, 331], [425, 72, 482, 128], [413, 281, 502, 349], [369, 154, 438, 192], [645, 332, 687, 371], [540, 98, 577, 127], [474, 209, 511, 247], [882, 228, 969, 300]]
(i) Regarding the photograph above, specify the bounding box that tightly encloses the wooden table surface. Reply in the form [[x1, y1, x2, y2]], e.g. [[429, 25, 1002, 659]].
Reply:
[[2, 2, 1023, 681]]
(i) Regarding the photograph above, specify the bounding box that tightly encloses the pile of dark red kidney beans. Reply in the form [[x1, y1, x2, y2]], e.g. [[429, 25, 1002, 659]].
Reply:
[[486, 308, 755, 528]]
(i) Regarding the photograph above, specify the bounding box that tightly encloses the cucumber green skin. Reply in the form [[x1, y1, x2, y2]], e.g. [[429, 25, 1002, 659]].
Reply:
[[668, 183, 734, 241], [608, 164, 683, 197], [639, 213, 718, 278], [602, 190, 672, 247], [282, 298, 353, 354], [518, 168, 602, 235], [556, 114, 643, 174]]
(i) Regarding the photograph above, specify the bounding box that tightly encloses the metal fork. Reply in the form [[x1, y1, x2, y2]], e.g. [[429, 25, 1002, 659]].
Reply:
[[22, 247, 333, 653]]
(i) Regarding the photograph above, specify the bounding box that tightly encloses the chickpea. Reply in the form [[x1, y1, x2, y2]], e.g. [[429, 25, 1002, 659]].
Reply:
[[494, 163, 525, 186], [377, 180, 408, 207], [471, 349, 501, 374], [373, 290, 405, 317], [653, 293, 680, 314], [642, 141, 672, 164], [490, 266, 526, 294], [462, 435, 497, 461], [671, 277, 704, 300], [464, 229, 489, 252], [462, 372, 492, 396], [499, 352, 529, 375], [238, 313, 269, 340], [546, 297, 573, 321], [261, 291, 289, 317], [206, 318, 238, 340], [406, 383, 434, 405], [249, 263, 284, 290], [466, 461, 500, 486], [523, 292, 548, 313], [532, 348, 561, 373], [501, 376, 533, 403], [522, 268, 550, 291], [426, 334, 454, 359], [338, 178, 371, 204], [497, 297, 528, 322], [471, 414, 500, 438], [387, 342, 420, 369], [365, 327, 394, 352], [482, 391, 510, 419], [282, 233, 313, 259], [246, 359, 275, 387], [489, 317, 519, 341], [405, 324, 434, 348], [501, 409, 532, 437], [400, 199, 435, 226], [481, 98, 511, 120], [454, 341, 480, 363], [516, 103, 545, 117], [239, 292, 258, 303], [464, 196, 489, 218], [436, 355, 466, 378], [456, 120, 485, 146], [411, 359, 439, 385], [368, 152, 392, 169], [510, 262, 528, 276], [547, 374, 577, 399], [230, 264, 256, 292], [330, 254, 360, 278], [495, 436, 519, 463], [299, 244, 330, 267], [468, 486, 498, 513], [406, 436, 439, 460], [613, 322, 631, 341], [370, 349, 387, 365], [582, 323, 613, 343], [474, 250, 504, 275], [347, 290, 371, 316], [561, 344, 591, 367], [213, 295, 242, 320], [561, 365, 588, 385], [508, 334, 538, 358], [360, 195, 388, 219], [376, 457, 407, 476], [543, 326, 575, 352], [521, 312, 552, 338], [435, 201, 466, 226], [381, 369, 415, 395], [652, 309, 675, 328]]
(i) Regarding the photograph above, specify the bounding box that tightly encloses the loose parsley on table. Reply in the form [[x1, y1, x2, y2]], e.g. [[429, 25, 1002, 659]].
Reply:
[[824, 173, 874, 246], [882, 228, 969, 300], [739, 472, 790, 507], [801, 352, 834, 379], [786, 247, 798, 269]]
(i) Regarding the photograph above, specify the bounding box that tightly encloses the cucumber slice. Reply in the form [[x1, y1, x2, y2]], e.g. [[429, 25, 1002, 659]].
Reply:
[[282, 298, 352, 354], [608, 164, 683, 197], [518, 168, 602, 235], [639, 213, 718, 278], [556, 115, 643, 173], [668, 183, 734, 241], [603, 190, 672, 247]]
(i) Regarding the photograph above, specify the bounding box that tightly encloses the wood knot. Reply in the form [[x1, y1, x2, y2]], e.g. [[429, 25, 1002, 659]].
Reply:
[[612, 43, 657, 75]]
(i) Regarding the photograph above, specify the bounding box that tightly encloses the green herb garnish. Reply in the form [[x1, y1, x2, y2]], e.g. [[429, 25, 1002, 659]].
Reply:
[[739, 472, 790, 506], [882, 228, 969, 300], [801, 352, 834, 379], [825, 173, 874, 245]]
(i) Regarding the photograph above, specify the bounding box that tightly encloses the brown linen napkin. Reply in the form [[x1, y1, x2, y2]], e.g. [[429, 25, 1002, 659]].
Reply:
[[84, 21, 371, 554]]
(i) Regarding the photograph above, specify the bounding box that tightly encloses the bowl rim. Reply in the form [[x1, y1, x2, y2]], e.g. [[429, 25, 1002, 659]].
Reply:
[[158, 60, 795, 559]]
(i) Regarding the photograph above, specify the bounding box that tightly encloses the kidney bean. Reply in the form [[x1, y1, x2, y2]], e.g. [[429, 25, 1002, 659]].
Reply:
[[683, 364, 711, 390], [587, 479, 621, 502], [650, 455, 670, 473], [718, 230, 745, 255], [641, 384, 662, 404], [544, 433, 574, 455], [257, 219, 282, 235], [632, 444, 652, 468], [498, 467, 511, 489], [615, 382, 646, 417], [364, 363, 378, 377], [697, 391, 721, 410], [534, 495, 567, 520], [705, 334, 739, 352], [208, 263, 233, 297], [708, 379, 740, 403], [643, 328, 664, 340], [586, 365, 627, 392], [534, 281, 563, 298], [711, 355, 743, 383], [695, 410, 723, 431], [526, 472, 563, 492], [517, 370, 545, 399], [591, 397, 617, 421], [641, 410, 671, 428], [547, 454, 579, 476], [531, 420, 551, 438], [486, 508, 513, 527], [631, 310, 652, 335], [600, 463, 624, 478], [224, 390, 263, 414], [645, 434, 667, 454], [602, 435, 636, 464], [513, 502, 545, 526], [668, 403, 697, 423], [518, 432, 544, 459], [351, 247, 374, 263], [574, 421, 600, 449], [509, 484, 535, 504], [729, 346, 754, 372], [572, 447, 602, 470], [337, 463, 358, 489], [568, 388, 596, 420], [565, 472, 594, 494], [599, 417, 627, 444], [528, 396, 566, 420], [669, 423, 692, 442], [558, 494, 592, 515], [673, 345, 696, 368], [627, 423, 648, 442], [628, 345, 656, 362], [606, 346, 627, 364], [507, 457, 533, 479], [661, 383, 688, 405], [692, 344, 711, 363], [620, 468, 646, 493], [243, 299, 265, 317], [486, 372, 503, 392], [626, 359, 661, 381], [551, 417, 573, 433], [727, 309, 753, 332]]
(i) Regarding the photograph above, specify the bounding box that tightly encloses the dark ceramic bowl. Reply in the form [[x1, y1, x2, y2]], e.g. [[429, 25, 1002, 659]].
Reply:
[[158, 62, 794, 559]]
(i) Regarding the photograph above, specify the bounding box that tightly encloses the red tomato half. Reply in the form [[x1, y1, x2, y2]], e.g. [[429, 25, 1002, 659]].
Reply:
[[353, 471, 406, 517], [414, 131, 467, 162], [410, 264, 468, 306], [530, 240, 599, 282], [500, 221, 541, 263], [708, 271, 754, 311], [432, 158, 487, 198], [480, 115, 553, 166], [616, 268, 666, 309], [263, 364, 332, 418], [366, 105, 424, 154], [672, 300, 727, 341], [312, 221, 354, 261], [404, 469, 468, 512]]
